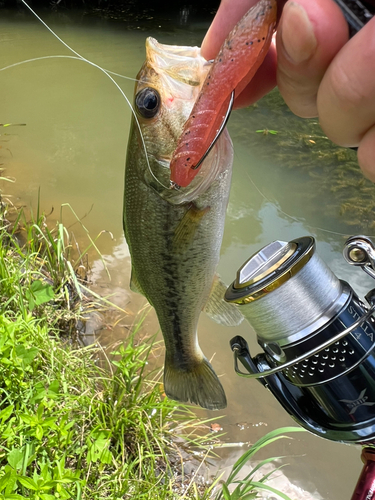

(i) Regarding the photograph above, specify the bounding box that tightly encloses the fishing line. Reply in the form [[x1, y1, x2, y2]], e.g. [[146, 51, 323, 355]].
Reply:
[[15, 0, 170, 191], [0, 55, 140, 83]]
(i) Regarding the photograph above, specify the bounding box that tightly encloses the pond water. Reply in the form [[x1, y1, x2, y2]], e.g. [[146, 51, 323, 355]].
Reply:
[[1, 5, 375, 499]]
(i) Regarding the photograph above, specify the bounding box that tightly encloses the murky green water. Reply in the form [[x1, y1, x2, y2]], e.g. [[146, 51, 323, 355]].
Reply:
[[1, 6, 375, 499]]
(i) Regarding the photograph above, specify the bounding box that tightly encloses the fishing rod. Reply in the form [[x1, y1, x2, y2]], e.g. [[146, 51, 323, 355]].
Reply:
[[333, 0, 374, 34]]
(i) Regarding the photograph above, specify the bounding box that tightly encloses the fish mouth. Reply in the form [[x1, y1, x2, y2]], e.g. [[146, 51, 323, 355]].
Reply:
[[153, 129, 233, 206], [146, 37, 205, 88], [139, 37, 234, 204]]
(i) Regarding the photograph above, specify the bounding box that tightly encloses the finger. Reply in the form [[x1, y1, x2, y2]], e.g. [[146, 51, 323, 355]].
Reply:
[[317, 16, 375, 147], [277, 0, 348, 118], [357, 125, 375, 181]]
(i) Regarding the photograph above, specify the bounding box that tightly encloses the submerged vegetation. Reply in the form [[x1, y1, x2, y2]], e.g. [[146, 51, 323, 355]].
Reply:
[[232, 89, 375, 232]]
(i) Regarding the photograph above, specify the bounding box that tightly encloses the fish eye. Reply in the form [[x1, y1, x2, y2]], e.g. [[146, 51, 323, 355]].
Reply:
[[135, 87, 160, 119]]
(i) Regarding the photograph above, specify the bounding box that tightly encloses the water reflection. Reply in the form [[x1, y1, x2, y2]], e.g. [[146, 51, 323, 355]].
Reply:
[[0, 7, 372, 499]]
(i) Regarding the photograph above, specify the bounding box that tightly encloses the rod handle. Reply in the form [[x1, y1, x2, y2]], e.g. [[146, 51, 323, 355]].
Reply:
[[351, 448, 375, 500]]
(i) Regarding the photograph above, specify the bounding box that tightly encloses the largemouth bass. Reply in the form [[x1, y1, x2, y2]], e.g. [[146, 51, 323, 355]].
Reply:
[[123, 38, 243, 410]]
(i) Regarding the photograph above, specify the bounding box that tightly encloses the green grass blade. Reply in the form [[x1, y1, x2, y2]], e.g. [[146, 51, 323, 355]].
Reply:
[[249, 481, 294, 500]]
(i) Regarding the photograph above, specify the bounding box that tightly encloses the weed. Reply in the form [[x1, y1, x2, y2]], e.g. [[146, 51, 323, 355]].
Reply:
[[215, 427, 306, 500], [0, 203, 302, 499], [231, 89, 375, 233]]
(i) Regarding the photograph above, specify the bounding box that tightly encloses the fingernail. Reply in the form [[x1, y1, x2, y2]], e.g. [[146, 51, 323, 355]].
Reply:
[[281, 2, 317, 64]]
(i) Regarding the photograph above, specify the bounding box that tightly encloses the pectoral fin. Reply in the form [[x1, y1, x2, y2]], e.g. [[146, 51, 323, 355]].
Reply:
[[172, 203, 210, 254], [204, 274, 244, 326]]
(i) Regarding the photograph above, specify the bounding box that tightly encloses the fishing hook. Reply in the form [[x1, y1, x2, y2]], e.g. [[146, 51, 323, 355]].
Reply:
[[191, 90, 235, 171]]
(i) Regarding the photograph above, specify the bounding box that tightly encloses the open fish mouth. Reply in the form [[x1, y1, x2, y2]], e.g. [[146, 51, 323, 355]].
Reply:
[[135, 38, 234, 205], [152, 129, 233, 206]]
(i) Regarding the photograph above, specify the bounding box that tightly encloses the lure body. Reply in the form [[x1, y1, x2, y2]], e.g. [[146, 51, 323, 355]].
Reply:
[[170, 0, 277, 187]]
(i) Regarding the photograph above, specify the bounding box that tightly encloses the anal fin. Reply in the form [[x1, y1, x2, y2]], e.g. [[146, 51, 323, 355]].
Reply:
[[204, 274, 244, 327]]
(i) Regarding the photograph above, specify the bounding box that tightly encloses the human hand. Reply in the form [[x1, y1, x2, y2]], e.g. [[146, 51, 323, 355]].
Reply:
[[201, 0, 375, 182]]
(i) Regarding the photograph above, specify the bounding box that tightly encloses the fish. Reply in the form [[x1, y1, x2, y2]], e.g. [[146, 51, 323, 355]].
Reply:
[[123, 0, 276, 410], [170, 0, 277, 188], [123, 37, 244, 410]]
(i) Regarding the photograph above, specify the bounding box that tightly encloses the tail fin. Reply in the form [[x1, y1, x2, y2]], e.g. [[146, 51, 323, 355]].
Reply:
[[164, 356, 227, 410]]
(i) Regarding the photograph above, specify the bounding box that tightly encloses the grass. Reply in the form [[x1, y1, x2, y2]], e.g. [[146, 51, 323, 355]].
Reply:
[[0, 314, 192, 499], [216, 427, 305, 500], [0, 200, 212, 500], [0, 199, 303, 500]]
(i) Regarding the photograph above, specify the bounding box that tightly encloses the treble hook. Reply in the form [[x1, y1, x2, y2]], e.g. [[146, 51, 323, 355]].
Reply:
[[191, 90, 235, 171]]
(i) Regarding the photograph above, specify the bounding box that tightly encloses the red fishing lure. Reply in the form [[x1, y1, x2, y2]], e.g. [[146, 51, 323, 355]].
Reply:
[[170, 0, 277, 188]]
